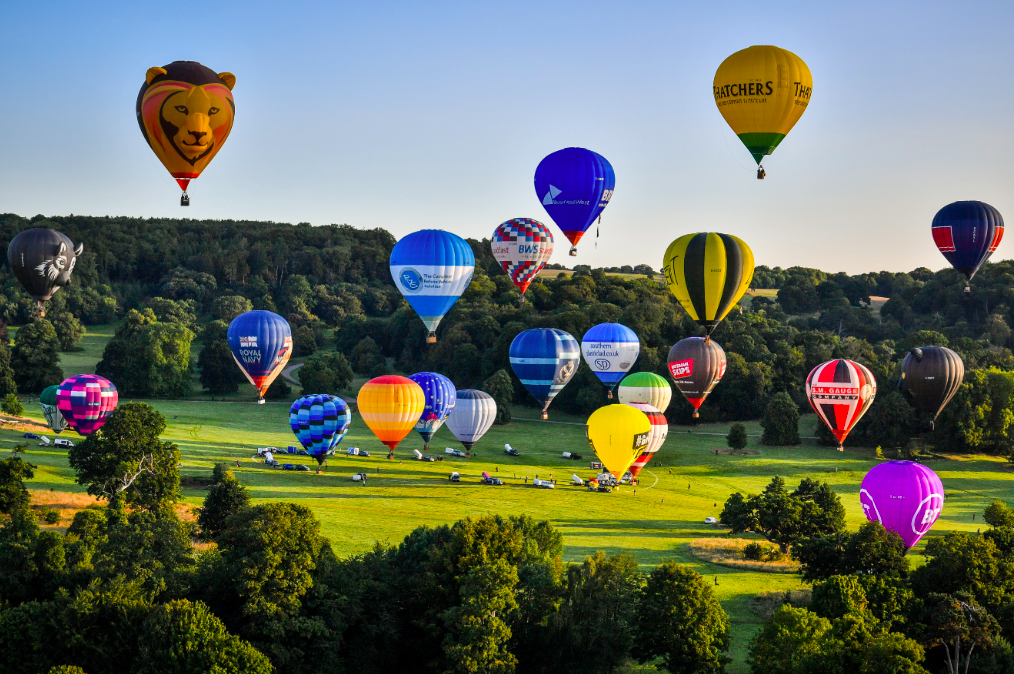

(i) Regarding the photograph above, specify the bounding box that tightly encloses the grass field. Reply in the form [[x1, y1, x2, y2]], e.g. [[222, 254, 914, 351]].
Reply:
[[9, 326, 1014, 671]]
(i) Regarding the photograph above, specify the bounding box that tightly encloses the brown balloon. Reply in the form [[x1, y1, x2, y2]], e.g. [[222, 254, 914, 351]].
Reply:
[[667, 337, 727, 418]]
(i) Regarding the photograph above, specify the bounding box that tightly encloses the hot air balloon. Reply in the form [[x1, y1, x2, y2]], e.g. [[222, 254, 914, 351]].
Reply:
[[56, 375, 118, 435], [445, 389, 497, 451], [7, 229, 84, 317], [668, 337, 727, 418], [806, 359, 877, 451], [534, 148, 615, 255], [617, 372, 673, 413], [39, 385, 68, 433], [898, 346, 964, 430], [408, 372, 456, 450], [931, 201, 1004, 292], [581, 324, 640, 399], [390, 230, 475, 343], [491, 218, 554, 301], [663, 233, 754, 335], [227, 311, 292, 404], [624, 402, 668, 478], [586, 404, 651, 479], [289, 394, 351, 467], [860, 461, 944, 548], [509, 328, 580, 419], [714, 45, 812, 178], [136, 61, 236, 206], [357, 375, 425, 454]]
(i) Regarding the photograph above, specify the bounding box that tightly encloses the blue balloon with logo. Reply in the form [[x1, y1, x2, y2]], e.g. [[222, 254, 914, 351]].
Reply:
[[581, 323, 640, 398], [534, 147, 615, 256], [931, 201, 1005, 290], [408, 372, 457, 449], [390, 230, 475, 342], [509, 328, 581, 419], [289, 394, 352, 465], [227, 310, 293, 403]]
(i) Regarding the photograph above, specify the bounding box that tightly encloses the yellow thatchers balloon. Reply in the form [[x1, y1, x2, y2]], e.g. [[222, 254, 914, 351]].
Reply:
[[357, 375, 425, 451], [586, 404, 651, 478], [713, 45, 812, 166], [663, 232, 754, 335]]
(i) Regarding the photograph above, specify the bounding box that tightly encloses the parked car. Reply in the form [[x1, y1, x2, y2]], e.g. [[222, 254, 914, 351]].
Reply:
[[22, 432, 38, 439], [445, 448, 467, 457], [504, 444, 520, 456], [359, 450, 370, 457], [297, 450, 309, 456], [266, 460, 281, 468], [54, 438, 75, 448], [705, 516, 718, 524], [352, 473, 367, 481], [562, 452, 583, 460], [413, 449, 436, 462], [296, 464, 311, 472], [449, 472, 460, 482], [282, 463, 296, 471], [532, 478, 555, 489]]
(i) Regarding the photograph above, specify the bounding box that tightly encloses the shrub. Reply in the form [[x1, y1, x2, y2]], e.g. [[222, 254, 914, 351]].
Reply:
[[744, 542, 765, 560], [2, 393, 24, 417], [727, 423, 748, 449], [761, 392, 801, 445], [42, 508, 60, 524]]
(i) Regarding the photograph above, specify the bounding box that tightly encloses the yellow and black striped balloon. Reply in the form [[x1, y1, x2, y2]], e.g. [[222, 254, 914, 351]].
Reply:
[[662, 233, 754, 334]]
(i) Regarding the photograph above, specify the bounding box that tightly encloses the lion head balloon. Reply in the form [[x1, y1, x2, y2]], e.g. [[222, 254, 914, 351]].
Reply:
[[135, 61, 236, 206]]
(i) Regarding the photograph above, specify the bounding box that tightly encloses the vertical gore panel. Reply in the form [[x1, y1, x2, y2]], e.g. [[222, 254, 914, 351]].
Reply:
[[684, 234, 709, 322], [715, 234, 743, 320]]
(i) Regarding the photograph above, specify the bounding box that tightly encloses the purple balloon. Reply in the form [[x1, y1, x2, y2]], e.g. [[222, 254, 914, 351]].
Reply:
[[860, 461, 944, 548]]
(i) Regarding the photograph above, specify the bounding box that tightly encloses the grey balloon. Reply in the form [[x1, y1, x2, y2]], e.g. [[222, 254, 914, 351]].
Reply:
[[445, 389, 497, 450]]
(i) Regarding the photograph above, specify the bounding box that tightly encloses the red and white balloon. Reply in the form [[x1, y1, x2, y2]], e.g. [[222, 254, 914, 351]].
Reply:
[[805, 359, 876, 451]]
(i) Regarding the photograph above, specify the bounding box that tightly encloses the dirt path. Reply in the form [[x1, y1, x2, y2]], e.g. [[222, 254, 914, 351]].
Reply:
[[282, 363, 303, 385]]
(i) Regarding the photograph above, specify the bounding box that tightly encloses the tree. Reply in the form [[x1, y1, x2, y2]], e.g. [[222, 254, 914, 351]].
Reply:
[[197, 464, 250, 540], [795, 522, 910, 582], [197, 320, 245, 395], [96, 309, 194, 397], [761, 392, 801, 445], [11, 319, 63, 393], [0, 328, 18, 397], [911, 532, 1014, 612], [134, 599, 272, 674], [2, 392, 24, 416], [264, 377, 291, 399], [211, 295, 253, 322], [798, 613, 928, 674], [350, 336, 388, 377], [0, 455, 35, 514], [298, 351, 354, 395], [483, 369, 514, 425], [442, 559, 519, 674], [811, 575, 869, 620], [633, 561, 730, 674], [48, 667, 87, 674], [68, 402, 181, 509], [922, 592, 1000, 674], [293, 324, 318, 357], [50, 311, 85, 351], [748, 605, 830, 674], [727, 423, 748, 450], [721, 477, 845, 553], [861, 391, 917, 448]]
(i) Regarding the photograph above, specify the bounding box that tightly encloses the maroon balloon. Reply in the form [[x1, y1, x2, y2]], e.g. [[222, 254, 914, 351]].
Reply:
[[860, 461, 943, 548]]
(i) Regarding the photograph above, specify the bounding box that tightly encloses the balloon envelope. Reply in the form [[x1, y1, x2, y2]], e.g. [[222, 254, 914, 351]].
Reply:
[[408, 372, 456, 448], [806, 359, 877, 450], [227, 311, 292, 402], [7, 229, 84, 310], [491, 218, 554, 299], [39, 385, 68, 433], [445, 389, 497, 450], [860, 461, 943, 548], [534, 147, 615, 253], [668, 337, 727, 417], [581, 323, 640, 396], [289, 394, 351, 465], [357, 375, 425, 451], [898, 346, 964, 424], [931, 201, 1004, 284], [617, 372, 673, 414], [56, 375, 118, 435], [663, 233, 754, 335], [624, 402, 668, 477], [586, 404, 651, 478], [713, 45, 812, 165], [509, 328, 580, 419], [389, 230, 475, 340]]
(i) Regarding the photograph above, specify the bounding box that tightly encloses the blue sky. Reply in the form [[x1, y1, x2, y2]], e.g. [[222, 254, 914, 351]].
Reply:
[[1, 0, 1012, 274]]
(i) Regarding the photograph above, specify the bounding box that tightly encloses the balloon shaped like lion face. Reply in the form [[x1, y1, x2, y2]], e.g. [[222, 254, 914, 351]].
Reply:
[[136, 61, 235, 181]]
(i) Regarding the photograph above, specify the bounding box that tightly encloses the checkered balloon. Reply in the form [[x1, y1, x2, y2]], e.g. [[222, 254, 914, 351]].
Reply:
[[289, 394, 351, 464], [56, 374, 119, 435], [491, 218, 554, 300]]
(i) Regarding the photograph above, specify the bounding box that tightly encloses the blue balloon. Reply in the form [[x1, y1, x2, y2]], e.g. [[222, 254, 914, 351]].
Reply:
[[227, 310, 293, 402], [408, 372, 457, 448], [390, 230, 475, 342], [289, 394, 351, 465], [581, 323, 640, 395], [509, 328, 580, 419], [534, 147, 615, 255], [932, 201, 1004, 289]]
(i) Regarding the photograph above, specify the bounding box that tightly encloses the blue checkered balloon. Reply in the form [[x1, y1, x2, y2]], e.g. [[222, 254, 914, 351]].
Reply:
[[289, 394, 351, 464]]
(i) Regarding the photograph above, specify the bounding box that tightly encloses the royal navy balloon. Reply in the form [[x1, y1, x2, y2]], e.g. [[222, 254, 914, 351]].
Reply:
[[581, 323, 640, 399], [390, 230, 475, 343], [7, 229, 84, 316], [408, 372, 456, 450], [535, 148, 615, 255], [509, 328, 580, 419], [932, 201, 1004, 291], [860, 461, 944, 548], [227, 311, 292, 403], [56, 375, 118, 435]]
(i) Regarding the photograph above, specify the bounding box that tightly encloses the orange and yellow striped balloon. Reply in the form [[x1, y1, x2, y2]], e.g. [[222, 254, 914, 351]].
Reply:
[[357, 375, 425, 451]]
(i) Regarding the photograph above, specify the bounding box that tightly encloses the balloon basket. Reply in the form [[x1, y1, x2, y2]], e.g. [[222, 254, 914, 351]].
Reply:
[[541, 411, 548, 420], [569, 246, 577, 256], [426, 332, 436, 344], [257, 398, 266, 405], [180, 191, 190, 207], [607, 390, 613, 399], [964, 285, 971, 293], [756, 166, 766, 180]]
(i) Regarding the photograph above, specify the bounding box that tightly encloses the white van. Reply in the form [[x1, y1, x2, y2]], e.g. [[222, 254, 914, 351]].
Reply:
[[54, 438, 75, 448]]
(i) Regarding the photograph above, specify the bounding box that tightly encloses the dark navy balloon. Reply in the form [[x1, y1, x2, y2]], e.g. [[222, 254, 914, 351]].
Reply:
[[509, 328, 580, 419], [227, 310, 293, 403], [289, 394, 351, 465], [408, 372, 456, 449], [535, 148, 615, 255], [931, 201, 1004, 289]]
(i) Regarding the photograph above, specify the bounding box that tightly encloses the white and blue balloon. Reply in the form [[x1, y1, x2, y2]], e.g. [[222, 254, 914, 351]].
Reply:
[[581, 323, 640, 398]]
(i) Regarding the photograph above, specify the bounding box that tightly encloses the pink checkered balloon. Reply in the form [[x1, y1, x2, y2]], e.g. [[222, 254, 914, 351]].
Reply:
[[56, 374, 118, 435]]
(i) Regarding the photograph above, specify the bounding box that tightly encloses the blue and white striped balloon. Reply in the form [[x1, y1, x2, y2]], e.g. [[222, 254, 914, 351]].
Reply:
[[390, 230, 475, 342], [446, 389, 497, 450], [408, 372, 457, 449], [289, 394, 352, 465], [509, 328, 580, 419], [581, 323, 640, 398]]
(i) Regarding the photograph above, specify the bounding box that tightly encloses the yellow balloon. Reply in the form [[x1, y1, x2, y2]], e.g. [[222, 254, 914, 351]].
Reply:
[[586, 404, 651, 478], [662, 232, 754, 334], [713, 45, 812, 165], [357, 375, 425, 451]]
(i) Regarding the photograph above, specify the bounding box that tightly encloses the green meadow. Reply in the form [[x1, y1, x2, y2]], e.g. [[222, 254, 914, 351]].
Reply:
[[7, 327, 1013, 671]]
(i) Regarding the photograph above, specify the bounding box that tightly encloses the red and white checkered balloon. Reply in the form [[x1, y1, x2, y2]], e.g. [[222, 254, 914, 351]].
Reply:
[[491, 218, 554, 300]]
